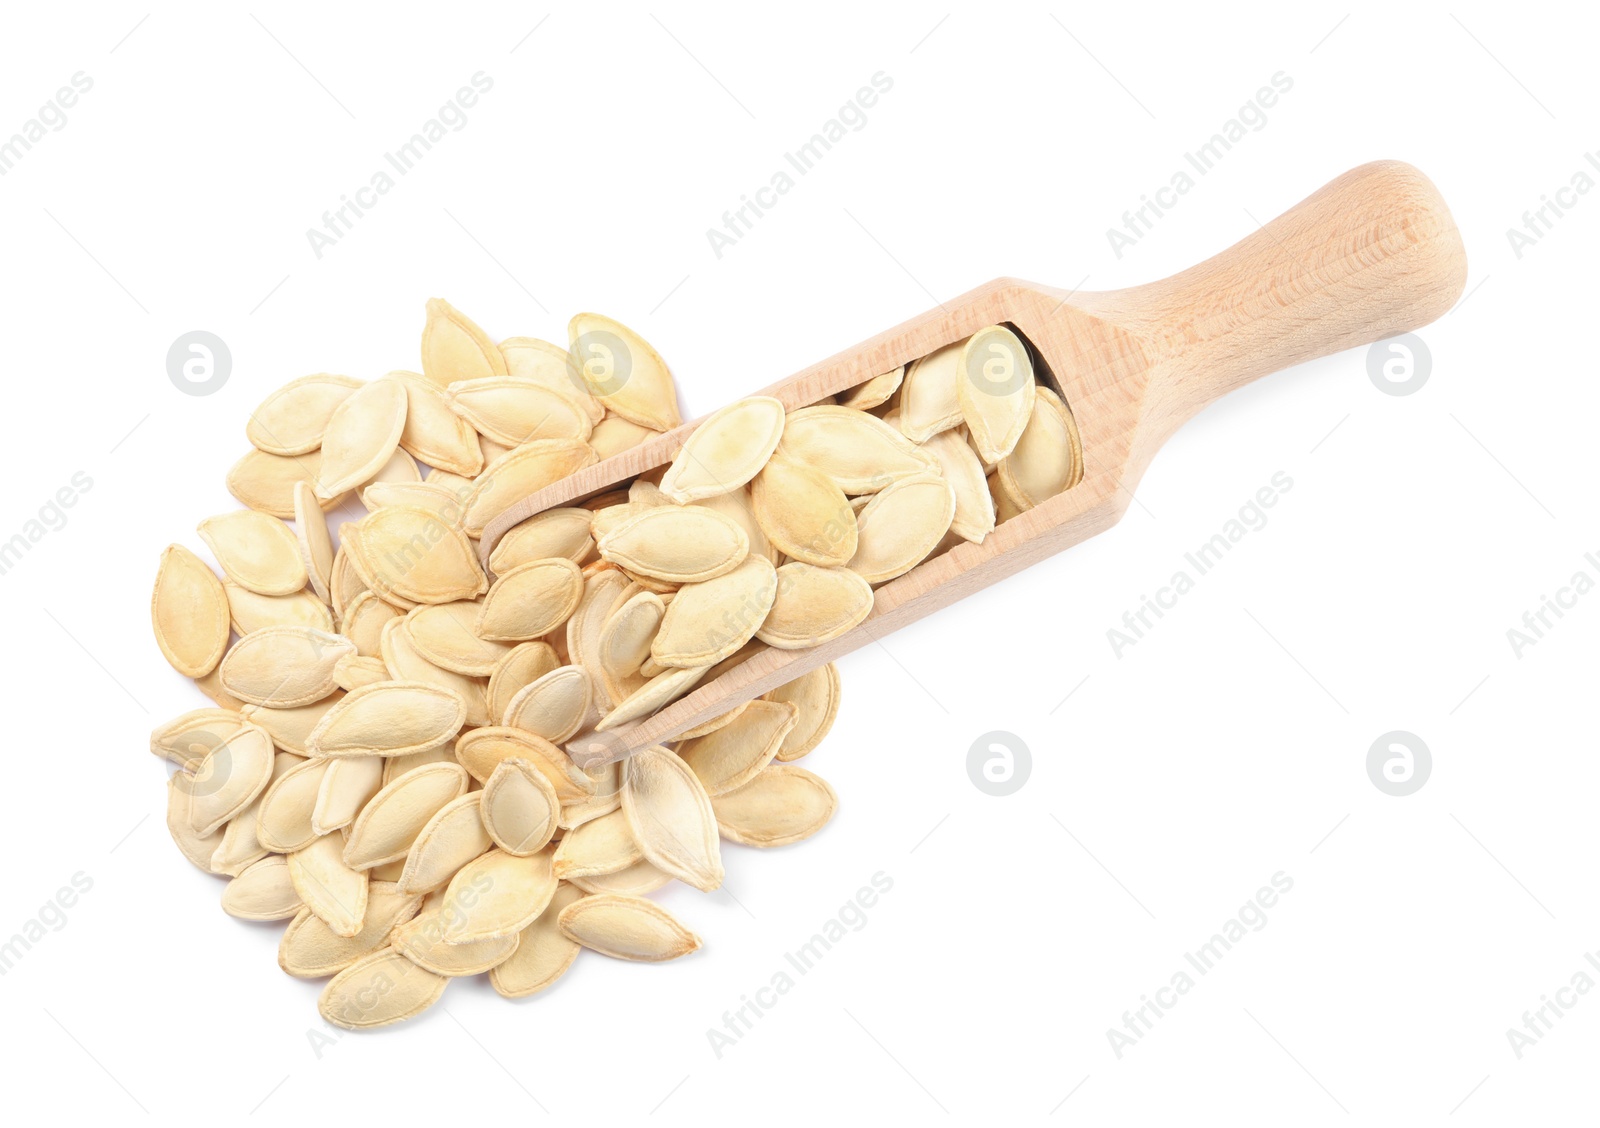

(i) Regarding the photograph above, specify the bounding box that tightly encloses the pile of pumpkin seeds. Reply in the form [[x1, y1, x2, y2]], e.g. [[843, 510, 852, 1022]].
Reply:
[[149, 299, 1080, 1029]]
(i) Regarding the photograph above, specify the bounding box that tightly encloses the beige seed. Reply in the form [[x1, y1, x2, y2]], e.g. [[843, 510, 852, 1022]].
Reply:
[[293, 481, 336, 602], [487, 642, 561, 724], [198, 509, 309, 596], [567, 313, 682, 432], [839, 364, 905, 411], [567, 857, 672, 896], [343, 762, 470, 869], [329, 544, 368, 621], [489, 508, 596, 573], [222, 856, 302, 921], [552, 808, 641, 879], [350, 505, 486, 605], [558, 894, 700, 962], [659, 396, 786, 503], [149, 708, 243, 769], [366, 446, 422, 485], [211, 751, 301, 874], [382, 746, 457, 788], [679, 699, 798, 796], [591, 664, 709, 732], [392, 371, 484, 477], [193, 666, 246, 711], [279, 883, 422, 978], [420, 297, 508, 388], [380, 619, 491, 728], [226, 449, 337, 518], [439, 847, 559, 943], [313, 755, 385, 834], [598, 589, 666, 684], [218, 626, 354, 708], [360, 480, 463, 521], [503, 665, 593, 743], [920, 428, 996, 543], [223, 581, 332, 635], [167, 775, 223, 872], [899, 338, 967, 442], [766, 663, 841, 762], [650, 556, 776, 668], [405, 601, 511, 676], [332, 654, 389, 692], [397, 793, 493, 895], [341, 591, 400, 656], [477, 557, 584, 641], [393, 906, 520, 977], [490, 882, 586, 998], [676, 699, 752, 741], [447, 376, 594, 446], [184, 722, 277, 837], [751, 457, 858, 567], [318, 946, 448, 1029], [589, 414, 661, 459], [241, 694, 344, 755], [256, 756, 333, 852], [500, 336, 602, 423], [290, 833, 369, 938], [455, 727, 592, 798], [957, 325, 1037, 462], [597, 505, 749, 585], [712, 765, 838, 846], [997, 385, 1083, 509], [847, 473, 956, 584], [481, 759, 561, 855], [463, 439, 597, 538], [247, 373, 363, 455], [316, 377, 408, 499], [621, 745, 723, 892], [775, 406, 937, 494], [757, 563, 874, 648], [151, 545, 230, 678]]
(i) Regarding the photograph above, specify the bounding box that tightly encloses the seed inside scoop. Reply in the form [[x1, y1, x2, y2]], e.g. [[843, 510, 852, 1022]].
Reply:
[[148, 298, 1081, 1028]]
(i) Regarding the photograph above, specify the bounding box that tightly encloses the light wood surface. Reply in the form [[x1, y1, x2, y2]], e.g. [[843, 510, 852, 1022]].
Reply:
[[479, 161, 1468, 768]]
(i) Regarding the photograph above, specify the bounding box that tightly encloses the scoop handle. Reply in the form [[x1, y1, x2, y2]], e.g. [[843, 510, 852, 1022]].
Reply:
[[1076, 160, 1468, 436]]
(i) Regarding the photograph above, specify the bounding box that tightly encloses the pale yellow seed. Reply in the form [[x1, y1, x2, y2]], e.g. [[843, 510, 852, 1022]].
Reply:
[[658, 396, 786, 503]]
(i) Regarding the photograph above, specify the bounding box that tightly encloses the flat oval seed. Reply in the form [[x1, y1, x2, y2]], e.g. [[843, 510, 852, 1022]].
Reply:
[[343, 762, 470, 869], [899, 338, 967, 442], [477, 558, 584, 641], [393, 371, 484, 477], [499, 336, 602, 422], [199, 509, 309, 596], [446, 377, 593, 446], [279, 883, 422, 978], [463, 439, 597, 538], [319, 946, 448, 1029], [421, 297, 508, 388], [997, 385, 1083, 509], [589, 414, 661, 459], [765, 663, 841, 762], [316, 377, 408, 499], [679, 699, 798, 796], [659, 396, 786, 503], [566, 858, 672, 896], [558, 894, 701, 962], [380, 620, 491, 728], [227, 449, 338, 518], [218, 627, 354, 708], [775, 406, 937, 494], [342, 591, 401, 656], [921, 428, 996, 543], [839, 364, 905, 410], [482, 759, 561, 855], [757, 563, 874, 648], [553, 808, 642, 879], [599, 590, 665, 683], [150, 708, 243, 769], [711, 765, 838, 846], [333, 654, 389, 692], [567, 313, 682, 431], [597, 505, 748, 584], [247, 373, 363, 455], [223, 581, 332, 635], [256, 755, 333, 852], [621, 746, 723, 892], [650, 556, 777, 668], [167, 775, 223, 872], [503, 665, 592, 743], [397, 793, 493, 895], [489, 508, 596, 574], [957, 325, 1037, 462], [490, 883, 586, 998], [293, 480, 336, 601], [222, 856, 302, 921], [406, 601, 511, 675], [751, 457, 858, 566], [591, 665, 708, 731], [456, 726, 592, 798], [487, 642, 561, 724], [151, 545, 230, 677], [290, 833, 369, 937], [439, 847, 558, 943], [847, 473, 956, 585], [313, 755, 385, 834], [184, 722, 277, 837], [393, 909, 520, 976], [352, 505, 486, 604]]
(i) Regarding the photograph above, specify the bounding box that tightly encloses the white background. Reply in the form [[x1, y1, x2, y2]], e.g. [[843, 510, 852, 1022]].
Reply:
[[0, 1, 1594, 1123]]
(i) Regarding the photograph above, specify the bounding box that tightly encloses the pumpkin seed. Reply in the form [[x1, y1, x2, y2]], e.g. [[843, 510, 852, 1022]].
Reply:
[[151, 545, 230, 678], [241, 695, 344, 756], [404, 601, 510, 675], [503, 665, 593, 743], [167, 775, 224, 871], [313, 754, 385, 834], [597, 505, 748, 584], [757, 563, 873, 648], [659, 396, 786, 503], [997, 385, 1082, 509], [839, 364, 905, 411], [392, 371, 484, 477], [292, 481, 336, 602], [499, 336, 602, 422], [341, 591, 400, 656], [676, 699, 752, 740], [599, 589, 665, 683], [847, 473, 956, 584], [289, 833, 369, 937], [566, 857, 672, 896], [367, 446, 422, 485], [198, 509, 309, 596], [567, 313, 681, 431], [212, 751, 306, 875], [489, 508, 595, 573], [591, 664, 709, 732], [775, 406, 936, 494], [478, 557, 584, 641], [711, 765, 837, 846], [558, 894, 700, 962], [351, 505, 486, 605], [957, 325, 1036, 462], [380, 619, 492, 727], [899, 338, 967, 442], [920, 428, 996, 543], [256, 756, 333, 852], [343, 762, 470, 869], [182, 722, 277, 837], [481, 759, 560, 855], [750, 457, 858, 567], [329, 544, 367, 621], [439, 847, 558, 943], [193, 666, 246, 711], [222, 856, 302, 921], [463, 439, 597, 538], [332, 654, 390, 692], [679, 699, 797, 796], [552, 808, 641, 879], [227, 449, 338, 518], [651, 556, 776, 668], [279, 882, 422, 978], [316, 377, 408, 499], [447, 376, 593, 447], [393, 904, 520, 976], [223, 581, 333, 635], [589, 414, 661, 459], [455, 727, 592, 798], [487, 642, 561, 723], [247, 373, 363, 455], [361, 480, 463, 521], [150, 708, 242, 769], [318, 946, 448, 1029], [397, 793, 493, 895], [765, 663, 840, 761], [421, 297, 508, 387], [218, 626, 354, 708], [490, 882, 586, 997], [621, 745, 723, 892]]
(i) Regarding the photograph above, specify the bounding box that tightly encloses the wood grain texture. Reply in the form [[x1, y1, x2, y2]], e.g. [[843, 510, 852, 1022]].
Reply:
[[478, 161, 1468, 768]]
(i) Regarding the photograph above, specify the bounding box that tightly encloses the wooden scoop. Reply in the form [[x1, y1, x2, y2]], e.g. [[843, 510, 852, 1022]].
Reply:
[[481, 160, 1468, 769]]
